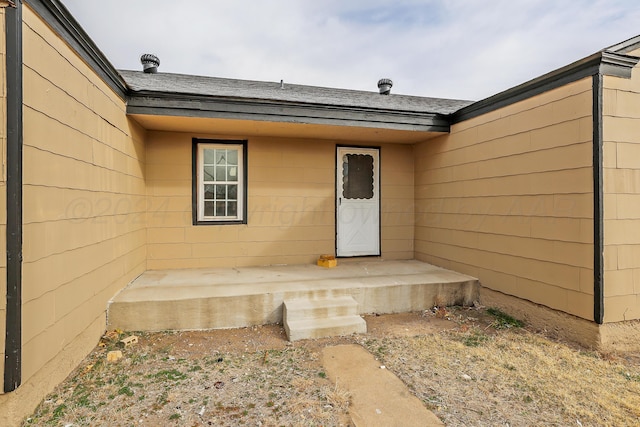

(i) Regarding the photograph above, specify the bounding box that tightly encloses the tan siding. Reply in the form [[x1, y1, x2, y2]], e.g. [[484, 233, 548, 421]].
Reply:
[[146, 132, 414, 269], [415, 77, 595, 320], [17, 6, 147, 397], [602, 57, 640, 322]]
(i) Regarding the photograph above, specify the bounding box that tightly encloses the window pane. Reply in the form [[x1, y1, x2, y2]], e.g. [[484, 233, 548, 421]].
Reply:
[[216, 151, 227, 165], [228, 202, 237, 217], [203, 149, 215, 165], [342, 154, 374, 199], [216, 201, 226, 216], [228, 185, 237, 200], [215, 185, 226, 200], [227, 166, 238, 182], [204, 201, 214, 217], [204, 166, 215, 181], [216, 166, 226, 181], [227, 150, 238, 165], [204, 184, 214, 200]]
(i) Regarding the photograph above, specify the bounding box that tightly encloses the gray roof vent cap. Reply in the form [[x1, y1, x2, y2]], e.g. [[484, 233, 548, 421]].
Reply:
[[141, 54, 160, 73], [377, 78, 393, 95]]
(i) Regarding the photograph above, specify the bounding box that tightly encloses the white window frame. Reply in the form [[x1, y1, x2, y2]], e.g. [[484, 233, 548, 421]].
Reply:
[[195, 141, 246, 224]]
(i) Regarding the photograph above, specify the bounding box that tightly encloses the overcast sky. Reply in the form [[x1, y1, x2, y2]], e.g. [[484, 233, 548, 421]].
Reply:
[[60, 0, 640, 101]]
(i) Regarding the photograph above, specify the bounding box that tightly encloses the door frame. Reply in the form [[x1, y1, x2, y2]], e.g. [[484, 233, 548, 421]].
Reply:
[[335, 145, 381, 257]]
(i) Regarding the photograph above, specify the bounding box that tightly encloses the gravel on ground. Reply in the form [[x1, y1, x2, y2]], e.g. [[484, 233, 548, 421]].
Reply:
[[23, 307, 640, 426]]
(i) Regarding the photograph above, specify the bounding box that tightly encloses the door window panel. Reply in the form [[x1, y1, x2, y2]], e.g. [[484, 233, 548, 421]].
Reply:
[[342, 154, 374, 199]]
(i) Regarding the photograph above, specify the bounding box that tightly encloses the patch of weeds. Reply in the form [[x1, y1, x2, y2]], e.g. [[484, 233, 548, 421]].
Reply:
[[75, 394, 92, 408], [422, 394, 442, 411], [318, 371, 327, 379], [188, 398, 196, 404], [72, 383, 88, 396], [188, 364, 202, 372], [266, 401, 275, 407], [154, 391, 169, 410], [110, 373, 129, 387], [621, 370, 640, 382], [157, 346, 171, 356], [578, 350, 601, 359], [75, 415, 89, 425], [130, 353, 149, 365], [461, 331, 489, 347], [376, 345, 388, 356], [148, 369, 187, 382], [118, 385, 134, 397], [364, 338, 377, 348], [503, 364, 517, 371], [487, 308, 524, 329], [169, 413, 181, 420], [52, 403, 66, 420]]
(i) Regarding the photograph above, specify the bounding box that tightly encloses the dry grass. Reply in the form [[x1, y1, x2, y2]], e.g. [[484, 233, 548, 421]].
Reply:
[[23, 332, 351, 426], [23, 308, 640, 427], [361, 309, 640, 427]]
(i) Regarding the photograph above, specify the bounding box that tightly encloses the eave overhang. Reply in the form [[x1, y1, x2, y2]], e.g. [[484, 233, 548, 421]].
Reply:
[[126, 92, 452, 133]]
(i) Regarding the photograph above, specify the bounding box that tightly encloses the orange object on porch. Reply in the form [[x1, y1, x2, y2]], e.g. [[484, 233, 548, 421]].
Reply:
[[317, 254, 338, 268]]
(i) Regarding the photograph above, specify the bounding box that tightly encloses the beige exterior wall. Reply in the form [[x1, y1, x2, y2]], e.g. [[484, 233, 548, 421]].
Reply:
[[0, 8, 7, 386], [1, 6, 146, 424], [602, 48, 640, 322], [146, 131, 414, 269], [415, 77, 595, 320]]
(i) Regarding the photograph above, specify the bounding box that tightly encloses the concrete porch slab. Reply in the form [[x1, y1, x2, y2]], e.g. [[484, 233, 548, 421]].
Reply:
[[107, 260, 479, 332]]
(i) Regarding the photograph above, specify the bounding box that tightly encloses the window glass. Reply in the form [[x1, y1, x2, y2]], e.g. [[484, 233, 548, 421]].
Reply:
[[342, 154, 374, 199], [196, 141, 245, 223]]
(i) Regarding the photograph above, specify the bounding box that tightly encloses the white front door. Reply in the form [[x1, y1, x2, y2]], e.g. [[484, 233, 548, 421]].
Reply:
[[336, 147, 380, 257]]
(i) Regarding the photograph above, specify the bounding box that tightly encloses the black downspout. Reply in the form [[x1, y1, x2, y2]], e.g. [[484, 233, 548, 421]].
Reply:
[[4, 0, 23, 393], [592, 73, 604, 325]]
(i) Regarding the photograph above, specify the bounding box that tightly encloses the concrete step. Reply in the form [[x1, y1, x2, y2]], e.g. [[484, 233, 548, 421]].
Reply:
[[283, 295, 358, 322], [107, 260, 479, 332], [285, 315, 367, 342], [283, 296, 366, 341]]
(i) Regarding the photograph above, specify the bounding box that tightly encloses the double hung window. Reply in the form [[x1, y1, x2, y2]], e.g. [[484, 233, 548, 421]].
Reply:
[[193, 139, 247, 224]]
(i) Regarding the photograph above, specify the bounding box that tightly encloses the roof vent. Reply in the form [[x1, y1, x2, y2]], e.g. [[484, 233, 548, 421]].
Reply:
[[377, 78, 393, 95], [141, 54, 160, 73]]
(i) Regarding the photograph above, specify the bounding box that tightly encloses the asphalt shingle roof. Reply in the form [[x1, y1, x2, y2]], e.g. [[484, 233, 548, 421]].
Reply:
[[119, 70, 474, 116]]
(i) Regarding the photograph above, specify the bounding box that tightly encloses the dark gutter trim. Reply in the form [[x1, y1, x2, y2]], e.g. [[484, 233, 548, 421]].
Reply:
[[126, 96, 451, 133], [593, 73, 604, 325], [607, 35, 640, 54], [4, 0, 23, 393], [25, 0, 127, 99], [451, 51, 639, 123]]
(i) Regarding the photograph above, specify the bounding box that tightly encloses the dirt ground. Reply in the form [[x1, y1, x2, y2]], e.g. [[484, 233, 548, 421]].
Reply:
[[23, 307, 640, 426]]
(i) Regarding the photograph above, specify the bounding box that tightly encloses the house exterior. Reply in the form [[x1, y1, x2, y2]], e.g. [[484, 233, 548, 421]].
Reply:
[[1, 0, 639, 424]]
